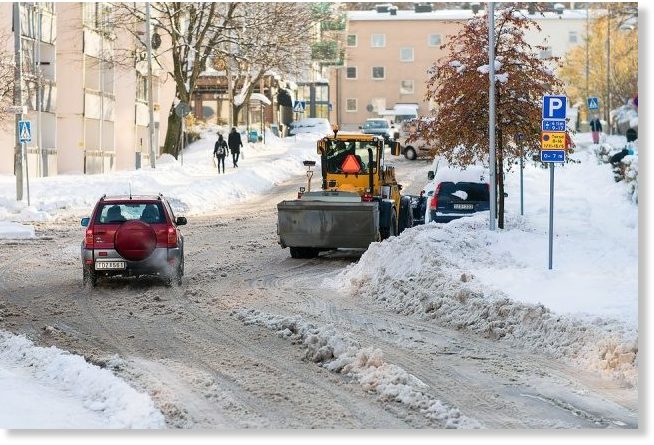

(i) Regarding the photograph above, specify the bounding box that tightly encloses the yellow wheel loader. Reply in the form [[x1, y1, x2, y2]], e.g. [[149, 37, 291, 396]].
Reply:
[[277, 132, 413, 258]]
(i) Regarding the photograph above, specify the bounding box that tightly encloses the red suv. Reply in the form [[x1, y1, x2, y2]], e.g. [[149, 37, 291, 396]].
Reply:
[[81, 194, 186, 287]]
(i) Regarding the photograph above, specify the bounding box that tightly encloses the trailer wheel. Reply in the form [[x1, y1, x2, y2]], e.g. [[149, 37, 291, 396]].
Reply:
[[290, 247, 319, 259]]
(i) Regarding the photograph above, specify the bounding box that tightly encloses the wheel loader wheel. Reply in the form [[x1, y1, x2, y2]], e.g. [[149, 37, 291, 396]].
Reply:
[[398, 196, 413, 234], [380, 210, 398, 240]]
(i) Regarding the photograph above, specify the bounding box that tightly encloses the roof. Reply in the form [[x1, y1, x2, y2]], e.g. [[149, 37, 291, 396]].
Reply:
[[347, 8, 590, 22], [100, 195, 164, 202]]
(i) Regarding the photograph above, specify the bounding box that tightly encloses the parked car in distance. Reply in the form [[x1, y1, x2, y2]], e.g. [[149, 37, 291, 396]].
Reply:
[[424, 159, 490, 223], [397, 119, 433, 160], [288, 118, 332, 137], [80, 194, 186, 287], [359, 118, 397, 143]]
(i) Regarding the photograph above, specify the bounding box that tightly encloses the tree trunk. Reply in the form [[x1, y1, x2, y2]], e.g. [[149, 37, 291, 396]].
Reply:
[[497, 128, 505, 229], [163, 107, 182, 158], [233, 103, 242, 127]]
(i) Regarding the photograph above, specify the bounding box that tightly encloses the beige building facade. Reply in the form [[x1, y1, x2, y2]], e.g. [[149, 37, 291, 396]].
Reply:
[[331, 6, 588, 129], [0, 2, 174, 177]]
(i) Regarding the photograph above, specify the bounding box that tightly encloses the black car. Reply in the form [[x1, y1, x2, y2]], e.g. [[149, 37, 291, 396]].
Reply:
[[428, 181, 490, 223]]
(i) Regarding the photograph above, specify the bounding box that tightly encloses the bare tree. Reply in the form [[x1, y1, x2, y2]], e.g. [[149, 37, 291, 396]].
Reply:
[[410, 5, 562, 228], [0, 32, 15, 111], [113, 2, 238, 157], [228, 3, 315, 124]]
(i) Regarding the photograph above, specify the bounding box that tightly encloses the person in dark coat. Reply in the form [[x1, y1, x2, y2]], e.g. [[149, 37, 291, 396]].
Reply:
[[589, 116, 602, 144], [213, 133, 229, 174], [228, 127, 243, 167]]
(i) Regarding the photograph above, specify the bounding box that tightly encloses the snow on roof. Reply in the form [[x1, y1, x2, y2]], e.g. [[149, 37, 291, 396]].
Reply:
[[435, 165, 488, 183], [348, 8, 589, 22]]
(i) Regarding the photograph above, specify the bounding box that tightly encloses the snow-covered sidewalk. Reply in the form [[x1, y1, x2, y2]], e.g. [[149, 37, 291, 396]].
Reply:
[[0, 129, 320, 229]]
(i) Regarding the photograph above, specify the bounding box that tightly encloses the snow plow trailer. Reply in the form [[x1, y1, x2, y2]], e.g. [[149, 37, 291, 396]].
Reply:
[[277, 132, 413, 258]]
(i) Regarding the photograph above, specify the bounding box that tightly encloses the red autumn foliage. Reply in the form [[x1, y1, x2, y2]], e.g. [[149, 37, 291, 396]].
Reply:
[[410, 5, 563, 228]]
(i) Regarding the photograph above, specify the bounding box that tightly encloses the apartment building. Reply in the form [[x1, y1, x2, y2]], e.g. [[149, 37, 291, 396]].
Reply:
[[0, 2, 174, 177], [331, 4, 588, 129]]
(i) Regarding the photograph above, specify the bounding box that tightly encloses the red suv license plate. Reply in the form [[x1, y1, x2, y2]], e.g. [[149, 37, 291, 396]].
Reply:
[[95, 261, 126, 270]]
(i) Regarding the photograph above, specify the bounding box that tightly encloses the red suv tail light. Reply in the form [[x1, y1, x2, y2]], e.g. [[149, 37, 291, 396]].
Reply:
[[430, 183, 441, 209], [167, 227, 177, 247], [85, 229, 94, 248]]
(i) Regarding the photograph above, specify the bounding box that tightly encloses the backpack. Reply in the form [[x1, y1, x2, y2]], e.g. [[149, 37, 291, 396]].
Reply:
[[215, 140, 227, 156]]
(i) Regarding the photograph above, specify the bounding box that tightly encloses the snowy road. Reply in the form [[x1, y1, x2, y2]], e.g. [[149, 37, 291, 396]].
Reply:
[[0, 159, 638, 429]]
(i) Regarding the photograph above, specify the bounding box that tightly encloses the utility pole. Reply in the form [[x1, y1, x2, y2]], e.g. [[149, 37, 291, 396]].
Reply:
[[606, 6, 611, 135], [488, 2, 497, 231], [13, 2, 23, 201], [585, 5, 589, 109], [145, 2, 156, 168], [36, 2, 43, 177]]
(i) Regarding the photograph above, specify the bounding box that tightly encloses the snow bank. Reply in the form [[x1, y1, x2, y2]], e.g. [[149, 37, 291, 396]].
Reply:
[[232, 309, 480, 429], [0, 221, 35, 239], [0, 331, 166, 429], [0, 131, 321, 222], [333, 218, 637, 386]]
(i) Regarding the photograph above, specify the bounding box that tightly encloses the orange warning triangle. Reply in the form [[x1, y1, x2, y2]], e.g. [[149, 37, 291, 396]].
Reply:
[[341, 154, 361, 174]]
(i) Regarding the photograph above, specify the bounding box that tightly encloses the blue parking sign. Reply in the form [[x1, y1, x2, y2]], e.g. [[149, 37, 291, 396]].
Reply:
[[542, 95, 567, 120]]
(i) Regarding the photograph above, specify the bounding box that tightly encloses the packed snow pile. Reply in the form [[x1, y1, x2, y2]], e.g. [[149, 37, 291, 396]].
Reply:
[[0, 130, 320, 223], [0, 331, 166, 429], [232, 308, 480, 429], [334, 218, 637, 386], [0, 221, 35, 239]]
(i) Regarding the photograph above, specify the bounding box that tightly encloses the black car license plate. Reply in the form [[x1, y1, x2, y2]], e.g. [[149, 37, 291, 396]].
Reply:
[[453, 203, 474, 210]]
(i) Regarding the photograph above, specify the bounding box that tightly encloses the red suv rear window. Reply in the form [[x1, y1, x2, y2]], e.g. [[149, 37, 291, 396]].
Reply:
[[94, 203, 166, 224]]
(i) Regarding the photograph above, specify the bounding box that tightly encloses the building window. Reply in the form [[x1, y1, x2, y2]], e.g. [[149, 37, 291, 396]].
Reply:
[[371, 33, 386, 48], [346, 98, 357, 112], [347, 34, 357, 47], [400, 47, 414, 62], [346, 66, 357, 79], [400, 80, 414, 95], [372, 66, 385, 80], [569, 31, 578, 43], [540, 47, 552, 59], [428, 34, 442, 47]]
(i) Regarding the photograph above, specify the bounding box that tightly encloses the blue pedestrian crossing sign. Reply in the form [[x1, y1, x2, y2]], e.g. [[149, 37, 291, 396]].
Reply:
[[587, 97, 599, 110], [293, 100, 306, 113], [542, 95, 567, 120], [19, 120, 32, 143]]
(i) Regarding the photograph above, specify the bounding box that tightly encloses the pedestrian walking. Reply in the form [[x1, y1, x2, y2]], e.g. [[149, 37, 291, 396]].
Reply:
[[213, 133, 229, 174], [228, 127, 243, 168], [590, 116, 602, 144]]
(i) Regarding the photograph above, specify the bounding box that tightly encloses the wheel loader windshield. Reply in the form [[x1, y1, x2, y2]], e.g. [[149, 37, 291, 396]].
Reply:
[[324, 141, 378, 175]]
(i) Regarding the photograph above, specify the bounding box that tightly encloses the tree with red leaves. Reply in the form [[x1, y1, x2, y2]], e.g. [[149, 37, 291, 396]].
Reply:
[[411, 5, 562, 229]]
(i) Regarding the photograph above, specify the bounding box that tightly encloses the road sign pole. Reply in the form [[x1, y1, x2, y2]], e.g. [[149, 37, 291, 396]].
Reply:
[[23, 142, 30, 206], [520, 147, 525, 215], [13, 3, 23, 202], [548, 163, 554, 270], [488, 1, 496, 231]]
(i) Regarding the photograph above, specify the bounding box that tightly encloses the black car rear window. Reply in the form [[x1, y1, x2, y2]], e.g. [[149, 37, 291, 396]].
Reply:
[[95, 203, 166, 224], [438, 182, 489, 201]]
